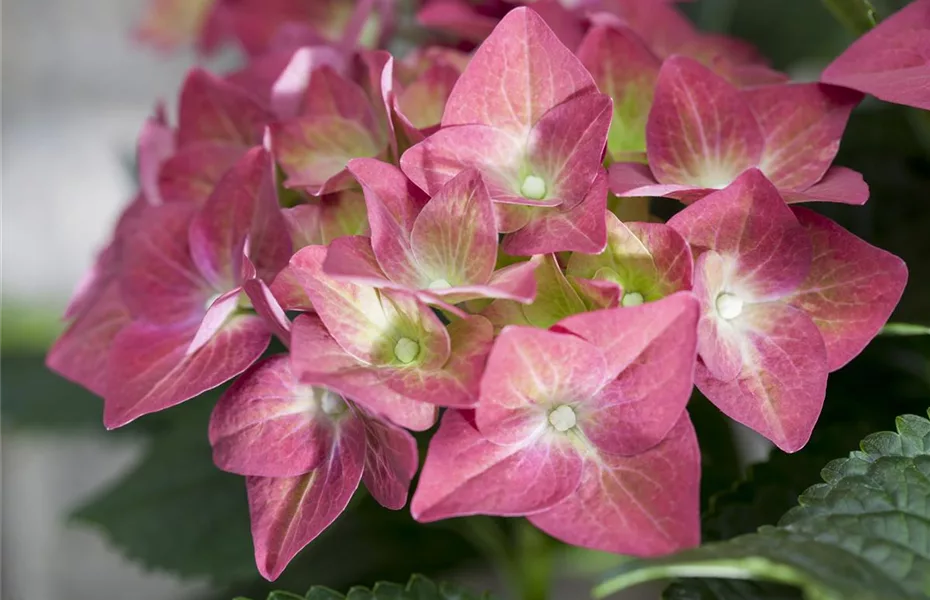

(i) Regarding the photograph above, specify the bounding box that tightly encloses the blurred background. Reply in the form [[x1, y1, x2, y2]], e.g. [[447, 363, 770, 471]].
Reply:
[[2, 1, 928, 599]]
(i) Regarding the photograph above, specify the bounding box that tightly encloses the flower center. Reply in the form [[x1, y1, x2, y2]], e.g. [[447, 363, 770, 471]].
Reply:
[[715, 292, 744, 320], [320, 389, 347, 416], [394, 337, 420, 364], [520, 175, 547, 200], [548, 405, 577, 432], [428, 278, 452, 290], [621, 291, 644, 307]]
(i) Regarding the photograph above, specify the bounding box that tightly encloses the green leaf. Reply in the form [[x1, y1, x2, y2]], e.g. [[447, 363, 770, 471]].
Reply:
[[240, 575, 494, 600], [820, 0, 878, 34], [595, 410, 930, 600], [882, 323, 930, 336]]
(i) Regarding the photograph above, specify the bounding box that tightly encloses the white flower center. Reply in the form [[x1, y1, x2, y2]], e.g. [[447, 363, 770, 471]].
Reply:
[[621, 291, 644, 307], [715, 292, 744, 320], [548, 405, 577, 432], [520, 175, 547, 200], [394, 337, 420, 364], [428, 278, 452, 290], [320, 389, 347, 416]]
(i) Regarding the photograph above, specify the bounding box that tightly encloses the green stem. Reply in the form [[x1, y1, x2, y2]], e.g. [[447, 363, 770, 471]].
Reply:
[[820, 0, 878, 35], [512, 520, 553, 600], [459, 518, 553, 600]]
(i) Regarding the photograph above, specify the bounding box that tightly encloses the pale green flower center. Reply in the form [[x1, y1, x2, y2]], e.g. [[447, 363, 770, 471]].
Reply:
[[621, 291, 644, 307], [715, 292, 744, 320], [548, 405, 577, 432], [520, 175, 547, 200], [428, 278, 452, 290], [320, 390, 348, 416], [394, 337, 420, 364]]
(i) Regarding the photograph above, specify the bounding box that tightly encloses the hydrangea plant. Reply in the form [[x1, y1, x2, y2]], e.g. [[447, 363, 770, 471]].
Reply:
[[46, 0, 930, 597]]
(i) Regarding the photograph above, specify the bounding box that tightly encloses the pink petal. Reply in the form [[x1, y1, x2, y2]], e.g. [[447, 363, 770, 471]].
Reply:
[[270, 115, 384, 196], [696, 301, 828, 453], [137, 111, 176, 206], [247, 418, 365, 581], [291, 315, 438, 431], [781, 166, 869, 206], [743, 83, 862, 191], [395, 62, 461, 132], [281, 190, 369, 248], [270, 47, 350, 119], [410, 169, 497, 287], [527, 91, 612, 209], [189, 148, 291, 288], [554, 293, 700, 456], [299, 66, 377, 123], [571, 277, 622, 310], [104, 314, 270, 428], [323, 235, 392, 287], [417, 0, 498, 43], [119, 203, 213, 324], [566, 213, 693, 301], [442, 7, 596, 132], [529, 0, 585, 50], [46, 283, 130, 397], [347, 158, 423, 287], [821, 0, 930, 110], [477, 325, 610, 445], [692, 251, 746, 382], [411, 410, 583, 521], [177, 68, 271, 147], [499, 254, 585, 330], [209, 355, 337, 477], [158, 141, 245, 205], [668, 169, 812, 301], [502, 168, 608, 255], [356, 50, 396, 157], [647, 56, 763, 189], [360, 414, 419, 510], [400, 124, 525, 202], [607, 162, 709, 202], [244, 279, 292, 347], [786, 208, 908, 371], [577, 23, 661, 158], [529, 413, 700, 555]]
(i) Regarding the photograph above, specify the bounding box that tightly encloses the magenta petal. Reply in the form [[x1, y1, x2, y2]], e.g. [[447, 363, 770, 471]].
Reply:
[[400, 124, 525, 201], [781, 166, 869, 206], [177, 68, 271, 147], [743, 83, 861, 191], [821, 0, 930, 111], [411, 410, 583, 521], [46, 283, 130, 397], [209, 355, 335, 477], [323, 235, 392, 287], [158, 141, 246, 205], [104, 314, 270, 428], [502, 169, 608, 256], [529, 414, 700, 556], [696, 302, 828, 452], [477, 326, 610, 445], [244, 279, 292, 347], [137, 112, 176, 206], [270, 46, 349, 119], [291, 315, 438, 431], [417, 0, 497, 43], [647, 56, 763, 189], [527, 92, 612, 209], [692, 251, 745, 382], [120, 203, 212, 324], [441, 7, 595, 132], [361, 415, 419, 510], [247, 418, 365, 581], [556, 294, 699, 456], [607, 162, 709, 202], [668, 169, 812, 300], [410, 169, 497, 287], [786, 208, 908, 371]]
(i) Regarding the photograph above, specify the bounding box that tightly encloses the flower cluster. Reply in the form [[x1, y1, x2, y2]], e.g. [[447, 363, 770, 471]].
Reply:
[[50, 0, 926, 583]]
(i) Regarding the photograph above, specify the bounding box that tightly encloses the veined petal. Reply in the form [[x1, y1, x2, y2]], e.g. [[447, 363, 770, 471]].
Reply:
[[104, 314, 270, 428], [529, 414, 700, 555], [291, 315, 438, 431], [743, 83, 862, 191], [780, 166, 869, 206], [477, 325, 610, 445], [441, 7, 596, 132], [281, 190, 369, 248], [647, 57, 763, 190], [360, 414, 419, 510], [158, 141, 246, 205], [247, 418, 365, 581], [577, 24, 661, 159], [177, 68, 271, 147], [692, 251, 746, 382], [323, 235, 392, 287], [209, 355, 341, 477], [607, 162, 709, 203], [411, 410, 583, 521], [668, 169, 812, 301], [696, 301, 828, 453], [555, 294, 700, 456], [395, 62, 461, 133], [821, 0, 930, 111], [786, 208, 907, 371], [411, 169, 497, 287], [487, 254, 586, 330]]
